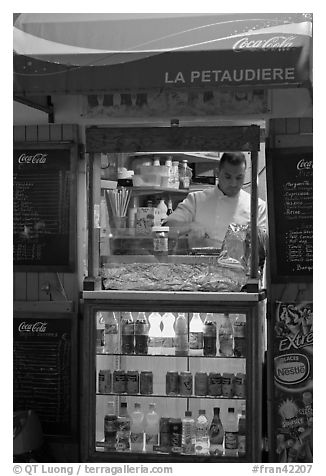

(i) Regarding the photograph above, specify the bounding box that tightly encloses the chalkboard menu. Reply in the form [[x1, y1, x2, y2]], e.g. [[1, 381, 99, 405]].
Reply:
[[13, 145, 76, 270], [13, 316, 72, 436], [267, 148, 313, 282]]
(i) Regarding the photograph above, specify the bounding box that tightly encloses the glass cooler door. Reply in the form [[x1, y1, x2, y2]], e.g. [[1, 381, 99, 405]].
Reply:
[[94, 308, 248, 461]]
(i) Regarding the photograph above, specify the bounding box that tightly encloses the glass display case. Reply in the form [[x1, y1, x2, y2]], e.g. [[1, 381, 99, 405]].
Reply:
[[81, 125, 266, 462], [81, 295, 266, 462]]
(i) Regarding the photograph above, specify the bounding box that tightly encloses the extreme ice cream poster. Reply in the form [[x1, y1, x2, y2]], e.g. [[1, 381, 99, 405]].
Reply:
[[273, 302, 313, 462]]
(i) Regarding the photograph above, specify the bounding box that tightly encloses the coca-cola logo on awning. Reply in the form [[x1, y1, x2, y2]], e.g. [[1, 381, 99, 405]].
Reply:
[[18, 153, 47, 164], [233, 35, 296, 52], [18, 321, 48, 333]]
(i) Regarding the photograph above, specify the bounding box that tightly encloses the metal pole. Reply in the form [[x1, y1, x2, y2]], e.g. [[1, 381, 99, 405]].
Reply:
[[250, 149, 259, 280]]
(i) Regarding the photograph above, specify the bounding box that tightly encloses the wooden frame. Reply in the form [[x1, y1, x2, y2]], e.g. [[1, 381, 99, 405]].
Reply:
[[13, 141, 77, 272]]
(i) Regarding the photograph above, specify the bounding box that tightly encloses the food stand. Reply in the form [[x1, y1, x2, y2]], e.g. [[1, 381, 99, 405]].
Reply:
[[13, 13, 313, 463]]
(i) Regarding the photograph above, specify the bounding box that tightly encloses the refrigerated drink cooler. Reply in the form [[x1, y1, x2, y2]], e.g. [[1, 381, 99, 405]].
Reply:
[[81, 291, 266, 463]]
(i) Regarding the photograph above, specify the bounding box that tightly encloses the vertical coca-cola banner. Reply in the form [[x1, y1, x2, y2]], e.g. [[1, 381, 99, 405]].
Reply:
[[273, 302, 313, 462]]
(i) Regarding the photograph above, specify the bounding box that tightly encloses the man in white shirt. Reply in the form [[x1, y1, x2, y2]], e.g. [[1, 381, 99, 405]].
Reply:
[[165, 151, 267, 248]]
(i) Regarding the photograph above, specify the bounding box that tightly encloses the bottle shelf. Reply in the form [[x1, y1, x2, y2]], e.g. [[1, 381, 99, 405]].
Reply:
[[96, 392, 245, 400], [96, 352, 245, 359]]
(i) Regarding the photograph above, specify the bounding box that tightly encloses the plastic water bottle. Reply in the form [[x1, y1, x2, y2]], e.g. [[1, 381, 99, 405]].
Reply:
[[130, 403, 144, 452], [189, 313, 204, 356], [116, 402, 131, 452], [144, 403, 160, 452], [208, 407, 224, 455], [238, 405, 246, 457], [148, 312, 163, 355], [224, 407, 238, 456], [104, 312, 119, 353], [233, 314, 246, 357], [161, 312, 176, 355], [218, 313, 234, 357], [182, 410, 195, 454], [174, 312, 188, 356], [104, 401, 117, 451], [121, 311, 134, 354], [195, 409, 209, 455]]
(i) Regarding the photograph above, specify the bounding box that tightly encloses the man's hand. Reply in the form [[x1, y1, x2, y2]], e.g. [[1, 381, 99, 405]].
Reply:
[[188, 221, 208, 239]]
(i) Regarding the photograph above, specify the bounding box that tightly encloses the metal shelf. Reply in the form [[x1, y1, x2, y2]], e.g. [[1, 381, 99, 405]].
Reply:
[[96, 392, 245, 399], [96, 352, 245, 359]]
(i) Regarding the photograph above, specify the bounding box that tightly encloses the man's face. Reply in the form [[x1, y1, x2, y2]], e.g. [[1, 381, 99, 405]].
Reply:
[[218, 161, 246, 197]]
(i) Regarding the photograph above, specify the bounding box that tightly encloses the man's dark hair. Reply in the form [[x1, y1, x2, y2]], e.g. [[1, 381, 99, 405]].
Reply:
[[219, 152, 247, 169]]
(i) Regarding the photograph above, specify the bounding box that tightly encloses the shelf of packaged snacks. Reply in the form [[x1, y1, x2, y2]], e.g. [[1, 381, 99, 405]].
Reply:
[[96, 352, 246, 359], [96, 392, 245, 399]]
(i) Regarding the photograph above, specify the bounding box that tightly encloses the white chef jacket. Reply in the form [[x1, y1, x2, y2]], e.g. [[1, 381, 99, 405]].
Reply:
[[167, 186, 267, 247]]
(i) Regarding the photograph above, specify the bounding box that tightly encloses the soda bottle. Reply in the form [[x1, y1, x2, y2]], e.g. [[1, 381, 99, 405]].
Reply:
[[224, 407, 238, 456], [134, 311, 149, 355], [121, 312, 135, 354], [189, 313, 204, 356], [208, 407, 224, 455], [96, 312, 105, 353], [161, 312, 176, 355], [219, 313, 234, 357], [104, 312, 119, 353], [116, 402, 131, 451], [174, 312, 188, 356], [144, 403, 160, 452], [182, 410, 195, 455], [130, 402, 144, 452], [195, 409, 210, 455], [233, 314, 246, 357], [179, 159, 192, 189], [238, 405, 246, 457], [104, 401, 117, 451], [148, 311, 163, 355], [203, 319, 217, 356]]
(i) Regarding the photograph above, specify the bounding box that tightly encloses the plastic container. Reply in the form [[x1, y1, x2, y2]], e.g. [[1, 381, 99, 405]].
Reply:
[[182, 411, 195, 455], [152, 226, 169, 257], [161, 312, 176, 355], [116, 402, 131, 452], [233, 314, 246, 357], [174, 313, 188, 356], [103, 312, 119, 353], [189, 313, 204, 356], [121, 311, 135, 354], [104, 401, 117, 450], [148, 312, 163, 355], [209, 407, 224, 455], [195, 409, 209, 455], [218, 313, 234, 357], [224, 408, 238, 456], [130, 403, 144, 452], [134, 311, 149, 355], [144, 403, 160, 452]]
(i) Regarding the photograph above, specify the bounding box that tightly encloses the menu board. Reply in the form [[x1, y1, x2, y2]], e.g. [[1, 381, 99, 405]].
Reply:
[[13, 316, 72, 436], [13, 146, 76, 270], [267, 149, 313, 282]]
